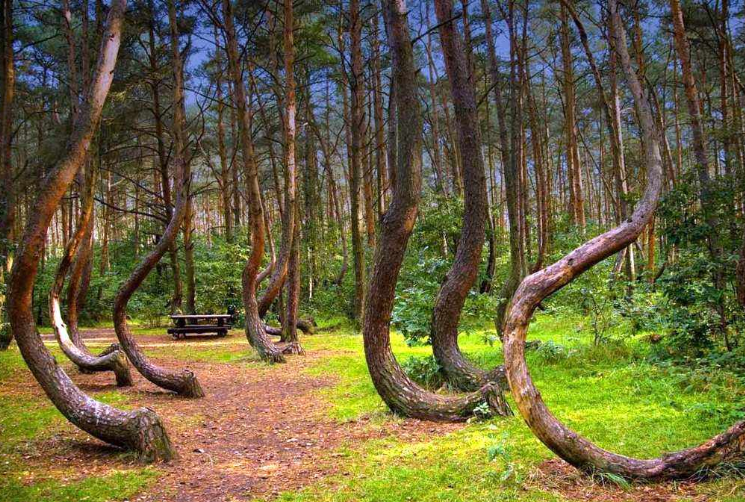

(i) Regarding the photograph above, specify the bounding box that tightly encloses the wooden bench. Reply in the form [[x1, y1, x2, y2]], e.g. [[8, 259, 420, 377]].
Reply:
[[168, 314, 233, 340]]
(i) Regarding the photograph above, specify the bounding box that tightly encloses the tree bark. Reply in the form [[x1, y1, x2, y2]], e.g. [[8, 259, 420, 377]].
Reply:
[[559, 3, 586, 230], [349, 0, 366, 324], [257, 0, 299, 321], [430, 0, 508, 394], [221, 0, 285, 363], [112, 0, 205, 398], [8, 0, 174, 461], [363, 0, 510, 422], [51, 166, 131, 386], [502, 1, 745, 480], [495, 0, 527, 337], [0, 0, 15, 350]]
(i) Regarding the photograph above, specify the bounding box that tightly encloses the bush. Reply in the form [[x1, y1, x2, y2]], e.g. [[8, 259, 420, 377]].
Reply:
[[401, 355, 445, 390]]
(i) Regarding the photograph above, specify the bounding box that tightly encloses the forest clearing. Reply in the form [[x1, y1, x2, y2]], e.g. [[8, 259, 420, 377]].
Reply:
[[2, 0, 745, 500], [2, 318, 744, 501]]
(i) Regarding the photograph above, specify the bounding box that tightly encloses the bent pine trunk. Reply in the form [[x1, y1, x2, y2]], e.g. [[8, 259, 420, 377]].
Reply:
[[8, 0, 174, 461], [362, 0, 510, 423], [502, 0, 745, 480]]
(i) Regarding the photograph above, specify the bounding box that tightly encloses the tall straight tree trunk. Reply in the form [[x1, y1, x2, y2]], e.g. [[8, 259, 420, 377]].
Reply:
[[348, 0, 366, 324], [0, 0, 16, 349], [282, 205, 303, 354], [214, 39, 232, 243], [183, 195, 196, 314], [496, 0, 527, 336], [670, 0, 727, 344], [112, 0, 205, 398], [424, 1, 446, 195], [221, 0, 285, 363], [559, 3, 585, 230], [257, 0, 301, 325], [7, 0, 174, 461], [372, 9, 387, 214], [147, 1, 181, 312]]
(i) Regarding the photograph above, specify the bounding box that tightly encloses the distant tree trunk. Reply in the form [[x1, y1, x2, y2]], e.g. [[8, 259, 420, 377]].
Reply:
[[559, 2, 585, 230], [430, 0, 507, 394], [0, 0, 15, 350], [282, 206, 303, 354], [349, 0, 366, 325], [372, 10, 387, 213], [503, 1, 745, 480], [362, 0, 510, 422], [495, 0, 527, 336], [222, 0, 285, 363], [147, 1, 181, 313], [112, 0, 205, 398], [183, 195, 196, 314], [8, 0, 174, 461], [670, 0, 727, 345], [424, 2, 447, 195]]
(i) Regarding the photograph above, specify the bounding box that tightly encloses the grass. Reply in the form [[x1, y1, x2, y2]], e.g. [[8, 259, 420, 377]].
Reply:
[[2, 313, 745, 501], [0, 470, 158, 502]]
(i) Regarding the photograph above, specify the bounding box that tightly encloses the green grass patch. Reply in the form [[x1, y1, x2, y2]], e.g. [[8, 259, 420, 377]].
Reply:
[[0, 468, 158, 502]]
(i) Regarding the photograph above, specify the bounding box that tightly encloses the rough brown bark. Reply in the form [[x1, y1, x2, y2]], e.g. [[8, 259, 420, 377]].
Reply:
[[0, 0, 15, 350], [559, 3, 586, 230], [363, 0, 510, 422], [112, 0, 205, 398], [282, 206, 303, 354], [257, 0, 299, 320], [8, 0, 174, 461], [51, 167, 131, 386], [502, 1, 745, 480], [495, 0, 527, 337], [429, 0, 507, 394], [221, 0, 284, 363], [349, 0, 366, 324], [146, 0, 181, 313]]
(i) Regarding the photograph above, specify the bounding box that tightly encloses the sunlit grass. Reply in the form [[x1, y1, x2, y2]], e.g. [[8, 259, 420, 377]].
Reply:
[[3, 313, 745, 501]]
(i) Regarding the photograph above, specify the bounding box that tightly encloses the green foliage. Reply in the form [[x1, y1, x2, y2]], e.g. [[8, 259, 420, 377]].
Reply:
[[400, 355, 444, 389], [657, 177, 745, 357]]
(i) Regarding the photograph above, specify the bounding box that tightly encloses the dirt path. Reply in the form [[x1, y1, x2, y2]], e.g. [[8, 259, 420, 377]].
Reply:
[[9, 329, 462, 501]]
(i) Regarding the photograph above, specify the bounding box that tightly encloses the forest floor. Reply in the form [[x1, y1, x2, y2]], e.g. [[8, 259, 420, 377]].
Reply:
[[1, 315, 745, 502]]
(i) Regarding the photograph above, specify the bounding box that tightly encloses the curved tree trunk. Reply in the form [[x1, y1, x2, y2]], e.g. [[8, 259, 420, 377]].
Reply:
[[221, 0, 284, 363], [112, 0, 205, 398], [52, 166, 131, 386], [66, 213, 94, 347], [363, 0, 510, 422], [502, 1, 745, 480], [429, 0, 507, 394], [8, 0, 174, 461]]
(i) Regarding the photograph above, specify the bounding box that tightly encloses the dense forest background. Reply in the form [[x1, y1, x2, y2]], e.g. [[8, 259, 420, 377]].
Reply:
[[2, 0, 745, 368]]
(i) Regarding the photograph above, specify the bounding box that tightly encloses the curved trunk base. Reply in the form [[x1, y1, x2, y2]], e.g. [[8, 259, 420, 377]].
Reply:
[[116, 318, 205, 398], [367, 346, 512, 422], [501, 0, 744, 482], [431, 322, 508, 393], [281, 341, 304, 355], [247, 320, 286, 364], [128, 408, 177, 463], [297, 318, 316, 334], [264, 320, 314, 336]]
